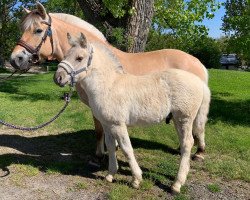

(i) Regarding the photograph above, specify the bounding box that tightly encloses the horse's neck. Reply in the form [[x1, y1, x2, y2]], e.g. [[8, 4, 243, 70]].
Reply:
[[51, 15, 123, 62], [81, 46, 122, 97]]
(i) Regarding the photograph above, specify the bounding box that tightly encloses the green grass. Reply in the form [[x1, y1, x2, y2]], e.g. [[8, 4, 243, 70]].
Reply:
[[0, 69, 250, 198], [207, 183, 221, 193]]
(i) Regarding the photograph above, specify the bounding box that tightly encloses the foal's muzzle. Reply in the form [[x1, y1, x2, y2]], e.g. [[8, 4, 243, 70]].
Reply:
[[54, 69, 68, 87]]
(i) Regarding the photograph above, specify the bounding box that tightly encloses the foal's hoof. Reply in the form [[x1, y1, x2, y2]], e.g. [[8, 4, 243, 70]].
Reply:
[[132, 179, 141, 189], [105, 174, 114, 183], [171, 184, 181, 194], [192, 154, 204, 162]]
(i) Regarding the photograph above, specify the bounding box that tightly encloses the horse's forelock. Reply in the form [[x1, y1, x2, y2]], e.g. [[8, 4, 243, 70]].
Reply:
[[21, 11, 43, 31]]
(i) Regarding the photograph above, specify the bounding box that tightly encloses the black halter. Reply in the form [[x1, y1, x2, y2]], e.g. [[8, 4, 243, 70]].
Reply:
[[59, 48, 94, 87], [17, 14, 54, 64]]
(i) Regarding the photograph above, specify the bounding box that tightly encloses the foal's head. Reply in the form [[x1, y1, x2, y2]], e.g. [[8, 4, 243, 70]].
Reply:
[[10, 2, 53, 70], [54, 32, 92, 87]]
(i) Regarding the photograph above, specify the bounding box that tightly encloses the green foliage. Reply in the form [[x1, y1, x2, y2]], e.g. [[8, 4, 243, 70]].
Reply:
[[108, 27, 127, 51], [222, 0, 250, 64], [146, 30, 222, 69], [146, 30, 184, 51], [102, 0, 129, 18], [189, 36, 222, 68], [154, 0, 221, 42], [88, 0, 222, 51], [45, 0, 83, 18]]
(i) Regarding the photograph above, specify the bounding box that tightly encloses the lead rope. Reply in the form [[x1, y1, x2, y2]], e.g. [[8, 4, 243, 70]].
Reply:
[[0, 70, 18, 82], [0, 88, 73, 131], [0, 68, 31, 83]]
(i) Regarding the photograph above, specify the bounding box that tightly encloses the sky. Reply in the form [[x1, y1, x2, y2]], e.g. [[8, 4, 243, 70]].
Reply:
[[202, 1, 226, 38]]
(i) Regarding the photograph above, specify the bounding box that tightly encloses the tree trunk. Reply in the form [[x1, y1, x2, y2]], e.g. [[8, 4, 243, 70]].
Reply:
[[126, 0, 154, 53]]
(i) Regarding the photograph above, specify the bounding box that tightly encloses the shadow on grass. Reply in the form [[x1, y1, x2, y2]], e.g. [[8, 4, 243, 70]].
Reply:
[[209, 96, 250, 127], [0, 130, 98, 179], [0, 130, 178, 192]]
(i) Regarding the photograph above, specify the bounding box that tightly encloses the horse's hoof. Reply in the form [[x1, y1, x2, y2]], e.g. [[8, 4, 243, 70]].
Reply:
[[171, 184, 181, 194], [105, 174, 113, 183], [132, 179, 140, 189], [192, 154, 204, 162]]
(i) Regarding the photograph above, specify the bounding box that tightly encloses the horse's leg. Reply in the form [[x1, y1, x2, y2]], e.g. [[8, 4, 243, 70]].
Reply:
[[75, 84, 105, 158], [172, 116, 194, 193], [104, 127, 119, 183], [191, 111, 206, 161], [192, 118, 206, 161], [93, 116, 105, 158], [109, 124, 142, 188]]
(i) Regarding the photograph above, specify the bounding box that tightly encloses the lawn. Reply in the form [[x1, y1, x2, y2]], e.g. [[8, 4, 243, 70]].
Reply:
[[0, 69, 249, 199]]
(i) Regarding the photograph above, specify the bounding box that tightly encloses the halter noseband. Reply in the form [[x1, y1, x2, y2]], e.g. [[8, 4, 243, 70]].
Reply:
[[59, 48, 93, 87], [17, 14, 54, 64]]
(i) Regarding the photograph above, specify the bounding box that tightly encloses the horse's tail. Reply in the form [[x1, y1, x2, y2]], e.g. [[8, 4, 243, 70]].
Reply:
[[192, 83, 211, 148]]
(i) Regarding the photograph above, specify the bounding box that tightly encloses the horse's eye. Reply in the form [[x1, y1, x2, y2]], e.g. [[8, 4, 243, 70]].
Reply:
[[76, 56, 83, 62], [35, 29, 43, 34]]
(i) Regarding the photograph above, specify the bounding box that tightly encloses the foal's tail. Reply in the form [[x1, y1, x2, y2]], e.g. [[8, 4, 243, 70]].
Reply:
[[192, 83, 211, 142]]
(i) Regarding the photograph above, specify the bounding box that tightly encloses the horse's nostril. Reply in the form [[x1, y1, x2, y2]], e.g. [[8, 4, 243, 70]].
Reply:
[[18, 56, 23, 61], [57, 76, 62, 83]]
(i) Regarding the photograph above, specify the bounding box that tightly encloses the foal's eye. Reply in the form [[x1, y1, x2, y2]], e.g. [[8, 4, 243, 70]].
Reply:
[[76, 56, 83, 62], [35, 29, 43, 34]]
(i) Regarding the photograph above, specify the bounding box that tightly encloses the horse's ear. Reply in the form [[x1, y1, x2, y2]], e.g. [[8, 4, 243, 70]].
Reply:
[[36, 1, 47, 19], [23, 7, 31, 14], [79, 33, 87, 48], [67, 33, 75, 47]]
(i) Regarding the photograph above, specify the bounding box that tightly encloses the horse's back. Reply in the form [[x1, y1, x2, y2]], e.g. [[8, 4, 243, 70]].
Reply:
[[159, 69, 204, 115], [115, 48, 207, 83]]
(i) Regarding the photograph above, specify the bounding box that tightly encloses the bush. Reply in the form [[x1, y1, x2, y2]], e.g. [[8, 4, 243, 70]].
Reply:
[[187, 37, 222, 69]]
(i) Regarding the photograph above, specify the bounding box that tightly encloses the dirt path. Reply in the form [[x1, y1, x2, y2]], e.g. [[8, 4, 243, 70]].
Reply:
[[0, 129, 249, 200]]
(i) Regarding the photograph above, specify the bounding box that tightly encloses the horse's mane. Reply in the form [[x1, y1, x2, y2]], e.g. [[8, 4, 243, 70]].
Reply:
[[21, 12, 107, 42], [50, 13, 107, 42], [93, 42, 124, 74]]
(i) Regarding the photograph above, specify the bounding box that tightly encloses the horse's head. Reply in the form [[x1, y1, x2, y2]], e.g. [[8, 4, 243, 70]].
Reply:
[[10, 2, 53, 71], [55, 32, 92, 87]]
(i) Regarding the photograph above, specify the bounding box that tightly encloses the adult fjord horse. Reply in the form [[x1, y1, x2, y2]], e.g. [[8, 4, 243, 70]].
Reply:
[[10, 2, 208, 160]]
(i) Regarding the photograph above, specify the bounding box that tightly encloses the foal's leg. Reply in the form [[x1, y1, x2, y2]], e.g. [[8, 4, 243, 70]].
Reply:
[[93, 116, 105, 158], [109, 124, 142, 188], [104, 127, 118, 183], [172, 116, 194, 193]]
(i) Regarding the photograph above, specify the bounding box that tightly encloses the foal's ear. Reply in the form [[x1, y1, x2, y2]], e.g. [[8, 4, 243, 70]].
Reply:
[[23, 6, 31, 14], [67, 33, 75, 47], [36, 1, 47, 19], [79, 33, 88, 48]]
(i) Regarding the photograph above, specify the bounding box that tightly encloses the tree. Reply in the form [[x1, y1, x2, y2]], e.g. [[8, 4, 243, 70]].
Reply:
[[126, 0, 154, 52], [222, 0, 250, 64], [76, 0, 221, 52], [45, 0, 83, 18]]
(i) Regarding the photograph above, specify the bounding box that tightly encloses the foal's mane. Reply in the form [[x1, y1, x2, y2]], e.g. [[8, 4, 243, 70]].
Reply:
[[93, 42, 124, 74], [21, 12, 107, 42]]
